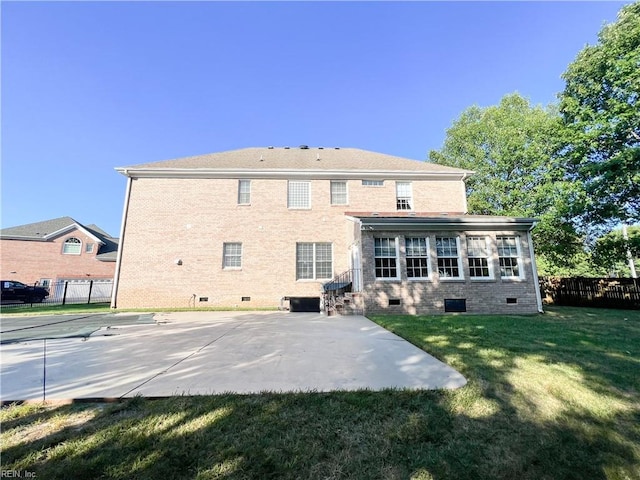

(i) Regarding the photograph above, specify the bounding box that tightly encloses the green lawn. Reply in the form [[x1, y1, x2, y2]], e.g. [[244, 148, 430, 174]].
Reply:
[[0, 302, 112, 316], [1, 306, 638, 479], [0, 303, 278, 317]]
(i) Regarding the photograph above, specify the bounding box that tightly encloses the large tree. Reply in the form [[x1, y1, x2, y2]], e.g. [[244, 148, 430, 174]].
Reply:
[[429, 93, 583, 274], [592, 225, 640, 276], [559, 2, 640, 227]]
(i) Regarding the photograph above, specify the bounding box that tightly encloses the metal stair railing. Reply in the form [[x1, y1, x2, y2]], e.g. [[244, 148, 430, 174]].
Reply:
[[323, 269, 362, 315]]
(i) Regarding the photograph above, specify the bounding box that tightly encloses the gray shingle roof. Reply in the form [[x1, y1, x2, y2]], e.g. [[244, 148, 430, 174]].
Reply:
[[0, 216, 78, 239], [120, 146, 472, 174]]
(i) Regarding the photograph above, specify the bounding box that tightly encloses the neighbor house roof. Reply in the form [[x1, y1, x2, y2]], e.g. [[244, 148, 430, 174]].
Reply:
[[116, 146, 474, 181], [0, 217, 119, 261]]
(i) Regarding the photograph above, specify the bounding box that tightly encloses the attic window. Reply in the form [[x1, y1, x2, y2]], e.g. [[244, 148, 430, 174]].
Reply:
[[85, 243, 95, 253], [362, 180, 384, 187], [62, 237, 82, 255]]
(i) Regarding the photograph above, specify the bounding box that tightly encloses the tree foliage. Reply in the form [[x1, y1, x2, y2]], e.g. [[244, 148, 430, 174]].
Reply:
[[592, 225, 640, 276], [429, 93, 582, 274], [559, 2, 640, 227]]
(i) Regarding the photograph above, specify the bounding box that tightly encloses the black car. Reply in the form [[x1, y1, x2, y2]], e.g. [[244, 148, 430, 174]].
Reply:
[[1, 280, 49, 304]]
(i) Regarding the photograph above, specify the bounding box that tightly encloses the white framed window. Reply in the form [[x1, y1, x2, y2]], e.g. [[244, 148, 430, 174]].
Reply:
[[85, 243, 95, 254], [374, 237, 400, 280], [288, 181, 311, 209], [405, 237, 431, 279], [296, 242, 332, 280], [436, 236, 463, 279], [362, 180, 384, 187], [467, 236, 492, 279], [396, 182, 413, 210], [39, 279, 51, 288], [62, 237, 82, 255], [238, 180, 251, 204], [497, 236, 523, 279], [330, 181, 348, 205], [223, 242, 242, 269]]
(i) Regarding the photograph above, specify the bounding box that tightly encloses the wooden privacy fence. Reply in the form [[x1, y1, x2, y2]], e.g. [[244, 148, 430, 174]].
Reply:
[[540, 276, 640, 310]]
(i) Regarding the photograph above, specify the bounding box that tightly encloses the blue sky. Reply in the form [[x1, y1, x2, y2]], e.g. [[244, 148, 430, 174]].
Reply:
[[1, 1, 628, 237]]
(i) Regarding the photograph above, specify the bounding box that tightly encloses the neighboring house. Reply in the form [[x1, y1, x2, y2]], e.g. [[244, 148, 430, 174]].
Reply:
[[0, 217, 119, 291], [113, 146, 543, 314]]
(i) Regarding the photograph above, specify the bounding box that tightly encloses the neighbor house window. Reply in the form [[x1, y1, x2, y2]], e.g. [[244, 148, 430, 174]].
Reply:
[[330, 181, 348, 205], [374, 237, 399, 279], [405, 237, 430, 279], [62, 237, 82, 255], [497, 236, 522, 279], [362, 180, 384, 187], [396, 182, 413, 210], [39, 279, 51, 288], [296, 242, 332, 280], [238, 180, 251, 204], [467, 236, 492, 278], [223, 243, 242, 269], [288, 181, 311, 209], [436, 236, 463, 279], [85, 243, 95, 254]]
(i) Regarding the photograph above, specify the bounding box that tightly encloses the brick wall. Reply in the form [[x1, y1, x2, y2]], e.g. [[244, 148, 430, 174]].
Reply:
[[360, 230, 540, 315], [0, 231, 116, 285], [114, 177, 468, 308]]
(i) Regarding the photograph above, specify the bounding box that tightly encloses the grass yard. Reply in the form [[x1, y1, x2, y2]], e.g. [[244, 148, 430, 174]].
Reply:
[[1, 306, 638, 479], [0, 302, 113, 316], [0, 303, 278, 317]]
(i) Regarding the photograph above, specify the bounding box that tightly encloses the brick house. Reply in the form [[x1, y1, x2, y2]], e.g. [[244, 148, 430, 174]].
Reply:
[[0, 217, 118, 293], [112, 146, 543, 314]]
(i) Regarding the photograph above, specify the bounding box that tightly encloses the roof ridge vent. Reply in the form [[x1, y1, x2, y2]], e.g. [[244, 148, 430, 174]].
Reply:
[[268, 146, 274, 149], [284, 146, 290, 149], [300, 145, 309, 149], [334, 146, 340, 149]]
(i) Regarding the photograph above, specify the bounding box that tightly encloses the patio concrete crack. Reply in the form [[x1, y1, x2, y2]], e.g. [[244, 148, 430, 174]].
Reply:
[[119, 319, 249, 398]]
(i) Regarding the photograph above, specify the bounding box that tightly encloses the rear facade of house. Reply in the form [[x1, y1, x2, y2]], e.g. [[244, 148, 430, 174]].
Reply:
[[113, 146, 542, 314]]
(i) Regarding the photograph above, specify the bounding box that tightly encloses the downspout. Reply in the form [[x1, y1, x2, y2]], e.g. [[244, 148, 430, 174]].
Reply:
[[111, 173, 133, 309], [527, 224, 544, 313], [461, 173, 470, 214], [345, 216, 363, 292]]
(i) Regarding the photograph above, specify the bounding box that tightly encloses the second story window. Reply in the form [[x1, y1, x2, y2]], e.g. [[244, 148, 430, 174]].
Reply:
[[330, 181, 347, 205], [238, 180, 251, 204], [396, 182, 413, 210], [62, 237, 82, 255], [85, 243, 95, 254], [288, 181, 310, 209]]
